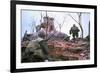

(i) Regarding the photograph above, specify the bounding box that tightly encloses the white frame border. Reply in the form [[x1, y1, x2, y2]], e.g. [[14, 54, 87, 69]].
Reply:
[[16, 4, 95, 69]]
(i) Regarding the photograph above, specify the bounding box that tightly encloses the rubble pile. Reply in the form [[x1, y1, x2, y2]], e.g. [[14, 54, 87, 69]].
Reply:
[[48, 39, 90, 61]]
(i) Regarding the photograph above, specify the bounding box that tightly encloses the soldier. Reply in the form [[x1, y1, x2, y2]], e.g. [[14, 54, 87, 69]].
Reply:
[[24, 31, 52, 62], [38, 32, 52, 61], [70, 24, 80, 42]]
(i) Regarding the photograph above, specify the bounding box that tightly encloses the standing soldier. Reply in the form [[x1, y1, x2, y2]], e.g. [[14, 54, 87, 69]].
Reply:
[[70, 24, 80, 42]]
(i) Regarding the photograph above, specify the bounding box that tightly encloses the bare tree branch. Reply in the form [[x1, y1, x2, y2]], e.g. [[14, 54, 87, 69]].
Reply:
[[40, 11, 43, 23], [68, 14, 79, 24], [57, 14, 67, 32]]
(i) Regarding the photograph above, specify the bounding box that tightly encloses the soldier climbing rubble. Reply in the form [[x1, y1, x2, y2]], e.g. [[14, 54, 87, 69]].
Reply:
[[23, 30, 53, 62]]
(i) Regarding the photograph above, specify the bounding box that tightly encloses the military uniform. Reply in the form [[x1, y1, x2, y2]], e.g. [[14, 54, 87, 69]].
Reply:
[[25, 36, 51, 61], [70, 24, 80, 42]]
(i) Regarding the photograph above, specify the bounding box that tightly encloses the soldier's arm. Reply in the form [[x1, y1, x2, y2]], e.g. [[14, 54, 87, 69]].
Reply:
[[70, 28, 72, 34], [78, 28, 80, 32]]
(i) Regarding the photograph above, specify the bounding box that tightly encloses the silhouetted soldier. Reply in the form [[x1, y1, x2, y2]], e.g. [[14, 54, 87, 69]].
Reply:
[[70, 24, 80, 42]]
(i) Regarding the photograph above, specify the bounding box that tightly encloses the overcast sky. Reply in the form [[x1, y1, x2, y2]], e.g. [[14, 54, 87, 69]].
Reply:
[[21, 10, 90, 38]]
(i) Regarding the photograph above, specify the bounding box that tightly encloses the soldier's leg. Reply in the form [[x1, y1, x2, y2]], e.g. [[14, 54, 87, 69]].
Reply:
[[72, 34, 75, 42], [39, 41, 51, 61], [76, 33, 78, 38], [75, 33, 78, 43]]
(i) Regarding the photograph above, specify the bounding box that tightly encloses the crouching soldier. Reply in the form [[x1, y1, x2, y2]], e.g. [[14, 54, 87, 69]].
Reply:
[[24, 32, 52, 62], [70, 24, 80, 42]]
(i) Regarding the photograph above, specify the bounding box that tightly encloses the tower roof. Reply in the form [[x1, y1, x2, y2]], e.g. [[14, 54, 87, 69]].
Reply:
[[43, 16, 54, 20]]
